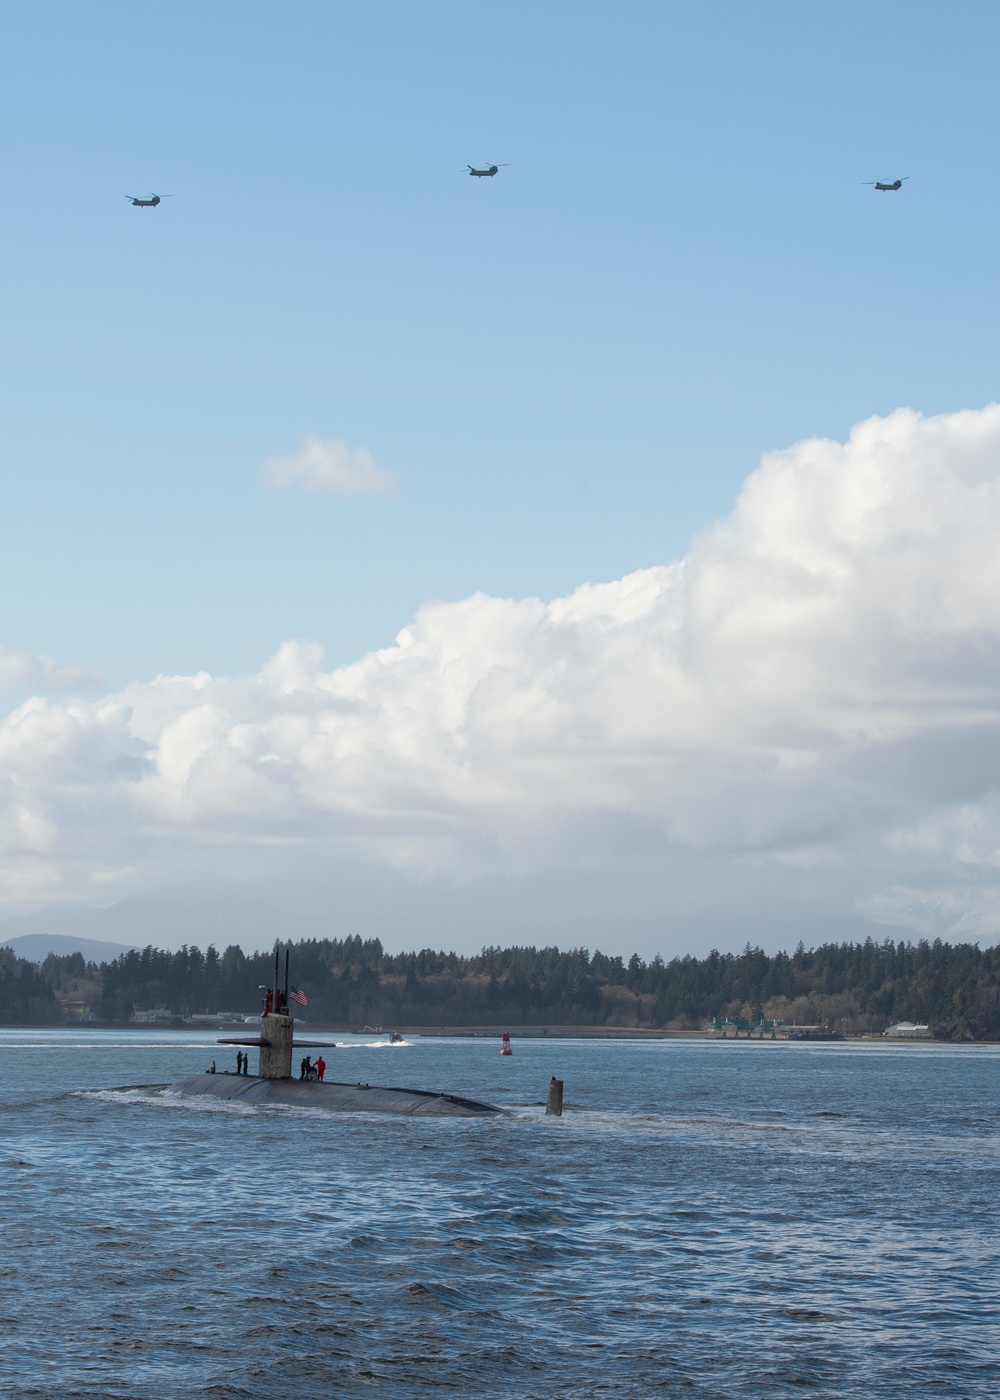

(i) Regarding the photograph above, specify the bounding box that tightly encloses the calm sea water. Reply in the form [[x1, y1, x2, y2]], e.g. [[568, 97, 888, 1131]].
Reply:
[[1, 1029, 997, 1398]]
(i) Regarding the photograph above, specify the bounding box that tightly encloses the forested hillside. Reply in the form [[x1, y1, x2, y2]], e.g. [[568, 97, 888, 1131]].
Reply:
[[3, 935, 999, 1038]]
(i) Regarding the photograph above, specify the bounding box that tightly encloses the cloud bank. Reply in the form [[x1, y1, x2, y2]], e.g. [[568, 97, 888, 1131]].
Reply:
[[263, 436, 396, 495], [6, 404, 1000, 949]]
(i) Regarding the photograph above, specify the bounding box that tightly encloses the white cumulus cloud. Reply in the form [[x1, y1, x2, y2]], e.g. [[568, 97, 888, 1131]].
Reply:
[[0, 646, 99, 693], [263, 436, 396, 495], [5, 403, 1000, 949]]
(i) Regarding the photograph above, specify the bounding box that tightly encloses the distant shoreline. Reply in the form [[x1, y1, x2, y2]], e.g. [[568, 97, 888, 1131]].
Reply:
[[5, 1022, 992, 1043]]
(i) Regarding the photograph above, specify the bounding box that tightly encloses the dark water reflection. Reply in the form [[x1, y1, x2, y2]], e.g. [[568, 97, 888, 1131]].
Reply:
[[1, 1031, 998, 1397]]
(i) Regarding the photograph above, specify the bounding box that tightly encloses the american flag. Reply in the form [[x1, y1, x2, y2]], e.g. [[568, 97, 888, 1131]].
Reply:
[[289, 985, 309, 1008]]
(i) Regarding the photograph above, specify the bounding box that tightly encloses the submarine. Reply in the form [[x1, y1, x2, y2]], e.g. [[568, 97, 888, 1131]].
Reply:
[[166, 944, 507, 1119], [169, 1073, 506, 1117]]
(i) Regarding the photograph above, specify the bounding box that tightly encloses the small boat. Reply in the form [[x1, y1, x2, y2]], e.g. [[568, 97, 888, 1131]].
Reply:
[[500, 1031, 512, 1056], [389, 1030, 403, 1044]]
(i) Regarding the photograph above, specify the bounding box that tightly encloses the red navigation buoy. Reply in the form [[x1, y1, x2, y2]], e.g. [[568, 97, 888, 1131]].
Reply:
[[500, 1030, 512, 1056]]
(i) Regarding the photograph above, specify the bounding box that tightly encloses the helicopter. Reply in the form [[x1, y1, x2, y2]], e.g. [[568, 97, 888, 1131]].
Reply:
[[465, 164, 510, 178], [863, 178, 909, 192], [126, 193, 172, 207]]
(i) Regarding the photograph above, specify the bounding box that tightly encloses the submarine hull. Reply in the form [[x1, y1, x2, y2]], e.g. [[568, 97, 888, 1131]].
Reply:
[[168, 1074, 505, 1118]]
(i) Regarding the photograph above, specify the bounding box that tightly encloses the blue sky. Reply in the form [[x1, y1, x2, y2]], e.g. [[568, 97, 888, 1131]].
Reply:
[[3, 3, 1000, 955], [2, 0, 997, 682]]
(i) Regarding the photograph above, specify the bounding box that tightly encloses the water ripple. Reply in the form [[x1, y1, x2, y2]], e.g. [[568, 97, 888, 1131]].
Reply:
[[1, 1032, 998, 1397]]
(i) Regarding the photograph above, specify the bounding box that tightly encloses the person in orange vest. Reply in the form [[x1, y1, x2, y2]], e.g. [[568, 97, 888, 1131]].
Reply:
[[315, 1055, 326, 1082]]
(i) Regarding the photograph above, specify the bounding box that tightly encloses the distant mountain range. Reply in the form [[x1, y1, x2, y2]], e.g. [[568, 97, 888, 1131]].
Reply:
[[0, 897, 278, 960], [1, 933, 136, 965]]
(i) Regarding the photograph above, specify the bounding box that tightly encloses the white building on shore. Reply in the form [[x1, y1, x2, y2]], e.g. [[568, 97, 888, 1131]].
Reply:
[[130, 1007, 173, 1024]]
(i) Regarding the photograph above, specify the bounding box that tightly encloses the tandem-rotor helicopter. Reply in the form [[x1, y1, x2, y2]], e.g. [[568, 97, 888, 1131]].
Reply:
[[862, 177, 909, 192], [465, 163, 510, 178], [126, 193, 172, 207]]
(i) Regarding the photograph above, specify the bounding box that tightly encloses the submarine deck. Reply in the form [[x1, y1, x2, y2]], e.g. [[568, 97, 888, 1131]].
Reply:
[[168, 1073, 506, 1117]]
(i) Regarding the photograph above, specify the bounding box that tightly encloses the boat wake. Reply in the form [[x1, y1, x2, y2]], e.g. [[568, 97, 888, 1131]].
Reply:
[[335, 1038, 410, 1049]]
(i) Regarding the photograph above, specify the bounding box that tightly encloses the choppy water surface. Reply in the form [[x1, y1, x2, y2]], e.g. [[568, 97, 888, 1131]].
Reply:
[[1, 1031, 997, 1398]]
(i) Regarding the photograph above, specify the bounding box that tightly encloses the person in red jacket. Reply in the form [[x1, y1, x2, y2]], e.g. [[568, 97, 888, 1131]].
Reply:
[[315, 1055, 326, 1082]]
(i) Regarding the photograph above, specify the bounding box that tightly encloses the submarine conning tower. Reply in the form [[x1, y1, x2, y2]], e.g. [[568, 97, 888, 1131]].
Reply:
[[218, 941, 334, 1078], [259, 1011, 294, 1080], [258, 940, 294, 1079]]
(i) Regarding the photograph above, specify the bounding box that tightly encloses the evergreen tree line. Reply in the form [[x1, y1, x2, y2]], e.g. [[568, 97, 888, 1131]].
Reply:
[[3, 935, 1000, 1038]]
